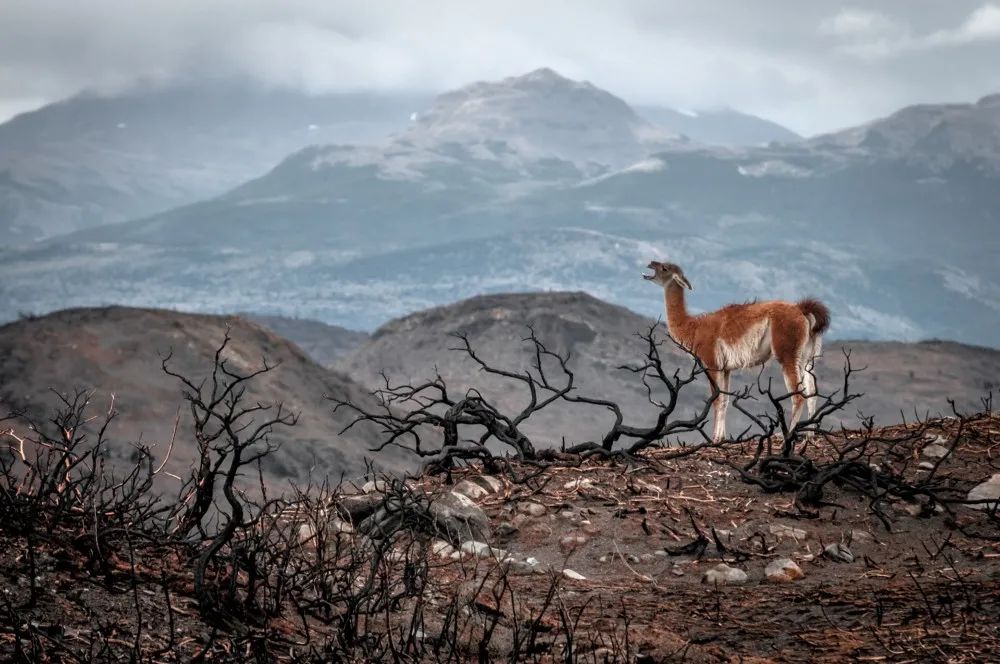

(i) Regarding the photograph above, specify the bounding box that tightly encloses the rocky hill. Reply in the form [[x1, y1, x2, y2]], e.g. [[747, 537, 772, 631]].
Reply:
[[241, 313, 368, 367], [337, 292, 1000, 446], [0, 307, 413, 486]]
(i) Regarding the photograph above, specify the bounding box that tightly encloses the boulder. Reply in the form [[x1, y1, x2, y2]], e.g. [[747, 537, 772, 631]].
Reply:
[[469, 474, 504, 494], [702, 563, 748, 585], [823, 542, 855, 563], [967, 473, 1000, 510], [516, 501, 547, 517], [460, 541, 507, 561], [430, 491, 491, 542], [922, 443, 950, 459], [452, 479, 490, 500]]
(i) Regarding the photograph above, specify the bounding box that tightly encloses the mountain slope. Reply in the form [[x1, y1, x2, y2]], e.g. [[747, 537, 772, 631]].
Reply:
[[636, 105, 801, 145], [0, 307, 412, 485], [0, 83, 432, 243], [337, 292, 1000, 445]]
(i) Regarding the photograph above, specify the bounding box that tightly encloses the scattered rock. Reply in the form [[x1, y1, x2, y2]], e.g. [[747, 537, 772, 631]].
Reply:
[[765, 558, 804, 583], [431, 540, 456, 559], [525, 557, 540, 567], [918, 461, 935, 470], [495, 522, 519, 538], [966, 473, 1000, 510], [626, 554, 640, 564], [849, 529, 874, 544], [654, 550, 668, 557], [702, 563, 748, 585], [460, 541, 507, 561], [639, 553, 655, 562], [452, 479, 490, 500], [430, 491, 490, 542], [504, 559, 538, 575], [562, 569, 586, 581], [516, 501, 547, 517], [337, 493, 382, 522], [468, 474, 504, 494], [670, 565, 684, 577], [361, 479, 390, 494], [563, 477, 595, 490], [922, 443, 950, 459], [769, 524, 809, 541], [559, 510, 577, 520], [559, 534, 590, 552], [823, 543, 855, 563]]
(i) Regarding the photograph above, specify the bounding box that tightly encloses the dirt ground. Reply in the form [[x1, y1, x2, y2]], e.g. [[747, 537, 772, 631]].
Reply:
[[2, 413, 998, 662]]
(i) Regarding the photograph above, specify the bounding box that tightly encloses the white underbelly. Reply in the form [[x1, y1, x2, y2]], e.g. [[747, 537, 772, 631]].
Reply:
[[716, 321, 772, 370]]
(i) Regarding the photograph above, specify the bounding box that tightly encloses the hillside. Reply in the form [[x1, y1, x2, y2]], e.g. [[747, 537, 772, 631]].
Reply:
[[0, 307, 413, 486], [337, 292, 1000, 445], [242, 313, 368, 367], [0, 84, 431, 243]]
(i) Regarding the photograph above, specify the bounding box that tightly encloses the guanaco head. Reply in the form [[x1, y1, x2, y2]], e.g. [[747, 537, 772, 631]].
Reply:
[[643, 261, 693, 290]]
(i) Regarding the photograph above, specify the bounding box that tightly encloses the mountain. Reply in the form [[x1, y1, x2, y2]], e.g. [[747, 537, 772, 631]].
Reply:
[[0, 307, 413, 486], [4, 72, 999, 346], [0, 83, 433, 243], [405, 68, 682, 167], [636, 105, 801, 146], [337, 292, 1000, 445]]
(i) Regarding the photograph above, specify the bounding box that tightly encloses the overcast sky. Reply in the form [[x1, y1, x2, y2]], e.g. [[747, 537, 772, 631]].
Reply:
[[2, 0, 1000, 135]]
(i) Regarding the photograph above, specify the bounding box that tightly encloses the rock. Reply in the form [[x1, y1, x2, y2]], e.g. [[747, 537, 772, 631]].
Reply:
[[431, 540, 456, 559], [504, 559, 538, 575], [671, 565, 684, 577], [563, 477, 595, 490], [918, 461, 935, 470], [599, 555, 609, 563], [702, 563, 748, 585], [495, 522, 519, 538], [559, 510, 577, 520], [337, 493, 382, 522], [849, 529, 874, 544], [922, 443, 950, 459], [626, 554, 640, 564], [823, 542, 855, 563], [966, 473, 1000, 510], [460, 541, 507, 561], [525, 557, 540, 567], [516, 501, 547, 517], [654, 550, 668, 557], [769, 524, 809, 541], [469, 474, 504, 494], [562, 569, 586, 581], [639, 553, 655, 562], [430, 491, 490, 542], [361, 479, 390, 494], [559, 534, 590, 552], [453, 479, 490, 500], [764, 558, 804, 583]]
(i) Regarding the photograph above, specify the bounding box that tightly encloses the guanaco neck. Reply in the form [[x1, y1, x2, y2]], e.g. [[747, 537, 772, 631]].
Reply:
[[664, 282, 692, 342]]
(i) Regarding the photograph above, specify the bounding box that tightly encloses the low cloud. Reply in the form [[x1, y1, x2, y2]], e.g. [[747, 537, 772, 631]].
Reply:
[[1, 1, 999, 135]]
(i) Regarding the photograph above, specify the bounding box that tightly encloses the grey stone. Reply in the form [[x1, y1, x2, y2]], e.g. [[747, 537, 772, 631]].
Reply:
[[469, 474, 504, 494], [460, 541, 507, 560], [431, 540, 456, 559], [702, 563, 748, 585], [562, 568, 586, 581], [967, 473, 1000, 510], [922, 443, 950, 459], [453, 479, 490, 500], [823, 542, 855, 563], [430, 491, 490, 542], [495, 521, 519, 538], [516, 501, 547, 517], [559, 534, 590, 551]]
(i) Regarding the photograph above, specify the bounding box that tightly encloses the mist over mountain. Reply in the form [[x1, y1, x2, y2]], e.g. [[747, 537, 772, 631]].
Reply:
[[1, 68, 998, 346], [0, 83, 433, 243]]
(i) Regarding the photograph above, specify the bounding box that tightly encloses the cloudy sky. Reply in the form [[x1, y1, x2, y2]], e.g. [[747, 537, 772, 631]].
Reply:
[[2, 0, 999, 134]]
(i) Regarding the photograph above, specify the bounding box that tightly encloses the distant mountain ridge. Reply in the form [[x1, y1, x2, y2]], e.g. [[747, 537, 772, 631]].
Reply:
[[2, 69, 998, 346]]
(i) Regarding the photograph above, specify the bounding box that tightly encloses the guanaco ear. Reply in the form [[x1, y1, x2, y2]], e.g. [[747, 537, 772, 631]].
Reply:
[[674, 273, 693, 290]]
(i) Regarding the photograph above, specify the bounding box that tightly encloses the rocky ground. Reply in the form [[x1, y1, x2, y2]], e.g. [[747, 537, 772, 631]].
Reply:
[[2, 412, 998, 661]]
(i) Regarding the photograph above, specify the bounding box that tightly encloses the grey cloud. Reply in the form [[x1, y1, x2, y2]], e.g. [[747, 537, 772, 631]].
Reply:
[[1, 1, 999, 134]]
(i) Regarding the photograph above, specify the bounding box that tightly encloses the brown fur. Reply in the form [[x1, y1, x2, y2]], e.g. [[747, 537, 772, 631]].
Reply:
[[644, 261, 830, 441]]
